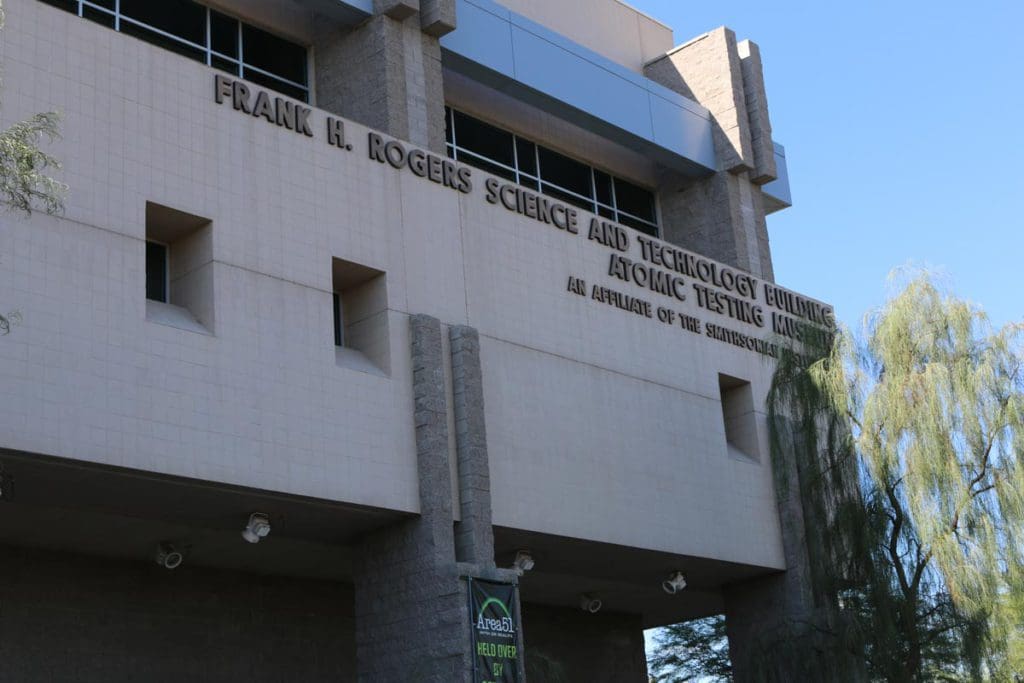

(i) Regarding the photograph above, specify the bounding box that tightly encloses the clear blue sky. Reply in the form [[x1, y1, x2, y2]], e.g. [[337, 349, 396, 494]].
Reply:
[[634, 0, 1023, 330]]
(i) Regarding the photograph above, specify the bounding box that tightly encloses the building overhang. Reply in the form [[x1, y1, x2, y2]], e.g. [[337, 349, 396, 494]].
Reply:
[[440, 0, 717, 178]]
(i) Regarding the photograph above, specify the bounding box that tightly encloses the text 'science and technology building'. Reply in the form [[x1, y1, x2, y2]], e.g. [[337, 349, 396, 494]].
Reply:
[[0, 0, 837, 680]]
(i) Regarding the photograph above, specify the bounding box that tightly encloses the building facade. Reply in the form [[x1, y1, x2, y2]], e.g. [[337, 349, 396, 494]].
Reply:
[[0, 0, 838, 680]]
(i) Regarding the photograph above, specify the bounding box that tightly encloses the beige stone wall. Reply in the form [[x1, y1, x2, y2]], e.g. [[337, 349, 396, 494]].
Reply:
[[0, 0, 825, 569]]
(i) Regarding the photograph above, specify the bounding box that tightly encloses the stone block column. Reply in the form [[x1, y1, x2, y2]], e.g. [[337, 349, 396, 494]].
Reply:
[[352, 314, 469, 682], [450, 325, 495, 567], [352, 316, 520, 682], [645, 28, 777, 280], [313, 0, 455, 153]]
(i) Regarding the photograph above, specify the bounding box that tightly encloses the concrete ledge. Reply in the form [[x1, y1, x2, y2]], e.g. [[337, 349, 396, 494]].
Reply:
[[375, 0, 419, 20]]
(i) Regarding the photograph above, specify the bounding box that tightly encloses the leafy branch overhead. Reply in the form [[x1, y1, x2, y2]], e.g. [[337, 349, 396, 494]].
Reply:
[[0, 0, 67, 216], [769, 272, 1024, 680], [649, 272, 1024, 681]]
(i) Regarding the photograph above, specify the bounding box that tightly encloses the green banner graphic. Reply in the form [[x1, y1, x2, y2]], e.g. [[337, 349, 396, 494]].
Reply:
[[469, 579, 521, 683]]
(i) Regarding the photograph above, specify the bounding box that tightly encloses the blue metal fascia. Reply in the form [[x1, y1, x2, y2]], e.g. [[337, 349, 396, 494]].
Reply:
[[441, 0, 716, 176], [763, 142, 792, 211]]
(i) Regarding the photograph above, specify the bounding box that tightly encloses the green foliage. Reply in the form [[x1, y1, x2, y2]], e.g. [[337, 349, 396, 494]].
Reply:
[[770, 272, 1024, 681], [651, 273, 1023, 682], [647, 616, 732, 682], [0, 0, 66, 216]]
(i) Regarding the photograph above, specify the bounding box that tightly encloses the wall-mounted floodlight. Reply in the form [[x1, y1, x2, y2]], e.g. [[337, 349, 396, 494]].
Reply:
[[579, 593, 602, 614], [155, 542, 184, 570], [663, 571, 688, 595], [513, 550, 535, 574], [242, 512, 271, 544]]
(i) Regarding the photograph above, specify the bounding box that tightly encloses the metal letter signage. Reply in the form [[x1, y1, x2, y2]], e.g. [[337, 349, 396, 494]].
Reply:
[[469, 579, 521, 683]]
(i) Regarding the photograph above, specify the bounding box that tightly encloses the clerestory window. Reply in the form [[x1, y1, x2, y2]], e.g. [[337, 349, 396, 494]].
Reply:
[[444, 107, 660, 237], [38, 0, 309, 102]]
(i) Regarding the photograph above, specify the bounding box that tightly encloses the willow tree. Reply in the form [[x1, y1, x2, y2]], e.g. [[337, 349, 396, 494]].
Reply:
[[648, 615, 731, 682], [0, 0, 66, 334], [769, 273, 1024, 680], [0, 1, 64, 215]]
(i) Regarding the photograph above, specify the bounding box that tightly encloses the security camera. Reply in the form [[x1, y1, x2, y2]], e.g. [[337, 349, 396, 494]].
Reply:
[[155, 542, 184, 570], [242, 512, 271, 544], [663, 571, 687, 595], [579, 593, 602, 614], [513, 550, 535, 574]]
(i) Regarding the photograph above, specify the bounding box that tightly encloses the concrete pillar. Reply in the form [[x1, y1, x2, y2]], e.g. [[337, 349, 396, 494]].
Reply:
[[645, 28, 777, 280], [450, 325, 495, 567], [353, 316, 521, 682], [352, 314, 469, 682], [721, 421, 866, 682], [313, 1, 453, 153]]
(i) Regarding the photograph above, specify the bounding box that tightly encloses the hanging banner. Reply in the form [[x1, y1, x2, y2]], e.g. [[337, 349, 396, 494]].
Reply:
[[469, 578, 521, 683]]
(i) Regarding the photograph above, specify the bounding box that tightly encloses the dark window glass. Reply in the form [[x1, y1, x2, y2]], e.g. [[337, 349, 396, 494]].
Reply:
[[120, 0, 205, 46], [83, 5, 115, 28], [516, 138, 537, 176], [241, 67, 307, 101], [122, 22, 205, 63], [90, 0, 115, 8], [242, 24, 307, 86], [210, 11, 239, 58], [212, 56, 239, 75], [455, 151, 516, 182], [146, 242, 168, 303], [538, 147, 592, 200], [452, 110, 514, 168], [614, 178, 656, 223], [37, 0, 78, 13], [619, 215, 658, 237], [593, 170, 613, 206], [541, 183, 593, 214], [446, 109, 659, 232], [333, 293, 343, 347]]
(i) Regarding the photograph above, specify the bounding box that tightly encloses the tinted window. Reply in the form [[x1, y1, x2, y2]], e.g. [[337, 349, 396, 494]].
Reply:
[[538, 147, 591, 199], [242, 24, 307, 85], [120, 0, 206, 45], [210, 11, 239, 58], [146, 242, 168, 303], [614, 178, 656, 223], [242, 68, 307, 102], [453, 110, 514, 168], [516, 138, 537, 177], [39, 1, 310, 101], [446, 109, 659, 236], [121, 22, 205, 63]]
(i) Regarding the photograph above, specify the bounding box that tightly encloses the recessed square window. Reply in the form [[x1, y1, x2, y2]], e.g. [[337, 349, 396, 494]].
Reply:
[[719, 374, 761, 461], [332, 258, 389, 375], [145, 202, 214, 335]]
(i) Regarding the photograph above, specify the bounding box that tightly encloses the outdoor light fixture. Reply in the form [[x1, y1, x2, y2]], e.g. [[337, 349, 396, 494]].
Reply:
[[662, 571, 688, 595], [241, 512, 271, 544], [579, 593, 603, 614], [512, 550, 535, 574], [155, 542, 184, 570]]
